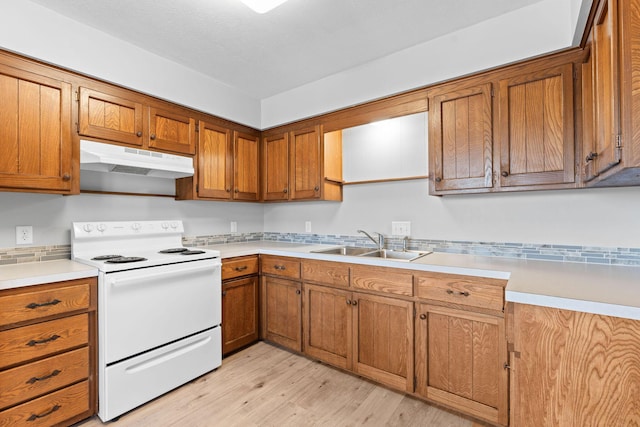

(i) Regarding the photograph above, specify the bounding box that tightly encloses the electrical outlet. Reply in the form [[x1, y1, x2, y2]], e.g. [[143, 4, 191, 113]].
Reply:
[[230, 221, 237, 233], [391, 221, 411, 236], [305, 221, 312, 233], [16, 226, 33, 244]]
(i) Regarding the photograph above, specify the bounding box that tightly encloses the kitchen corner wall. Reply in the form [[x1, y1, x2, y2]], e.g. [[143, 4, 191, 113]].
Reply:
[[0, 193, 264, 249]]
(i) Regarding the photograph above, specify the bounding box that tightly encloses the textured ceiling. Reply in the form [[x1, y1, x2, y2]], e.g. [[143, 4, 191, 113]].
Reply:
[[29, 0, 546, 99]]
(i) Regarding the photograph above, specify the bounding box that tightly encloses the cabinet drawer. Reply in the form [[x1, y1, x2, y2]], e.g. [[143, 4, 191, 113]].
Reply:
[[222, 256, 259, 281], [0, 314, 89, 369], [0, 347, 89, 410], [415, 273, 505, 311], [302, 260, 350, 288], [350, 265, 413, 296], [0, 380, 89, 427], [0, 281, 90, 328], [261, 256, 301, 279]]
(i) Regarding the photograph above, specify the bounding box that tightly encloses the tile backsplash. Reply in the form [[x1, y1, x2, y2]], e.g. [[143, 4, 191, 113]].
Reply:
[[2, 232, 639, 267]]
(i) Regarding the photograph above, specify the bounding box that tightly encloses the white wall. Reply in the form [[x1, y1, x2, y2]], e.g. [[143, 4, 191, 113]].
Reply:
[[0, 193, 264, 248], [0, 0, 261, 128], [261, 0, 575, 128], [263, 117, 640, 248]]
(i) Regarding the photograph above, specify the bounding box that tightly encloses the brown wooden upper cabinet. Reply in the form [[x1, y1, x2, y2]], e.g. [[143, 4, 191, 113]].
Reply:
[[497, 63, 575, 187], [428, 49, 583, 195], [78, 86, 196, 156], [429, 82, 494, 193], [0, 64, 73, 194], [176, 121, 259, 201], [262, 125, 342, 202]]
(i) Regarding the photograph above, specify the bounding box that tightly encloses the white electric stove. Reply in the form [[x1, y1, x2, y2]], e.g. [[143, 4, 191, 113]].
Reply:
[[71, 220, 222, 421]]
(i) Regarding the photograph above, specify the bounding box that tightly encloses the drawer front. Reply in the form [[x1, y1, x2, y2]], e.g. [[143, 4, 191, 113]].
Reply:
[[222, 256, 259, 281], [350, 265, 413, 296], [0, 380, 89, 427], [261, 256, 301, 279], [0, 347, 89, 410], [302, 260, 350, 288], [0, 281, 90, 328], [415, 274, 505, 311], [0, 314, 89, 369]]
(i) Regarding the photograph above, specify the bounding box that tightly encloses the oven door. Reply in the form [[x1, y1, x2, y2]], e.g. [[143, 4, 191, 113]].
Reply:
[[101, 258, 221, 364]]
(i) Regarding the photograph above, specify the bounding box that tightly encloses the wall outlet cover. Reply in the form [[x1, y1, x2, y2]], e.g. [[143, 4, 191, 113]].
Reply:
[[16, 225, 33, 244]]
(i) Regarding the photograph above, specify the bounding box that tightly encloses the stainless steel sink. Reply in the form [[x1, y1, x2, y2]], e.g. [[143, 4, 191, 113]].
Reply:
[[360, 249, 432, 262], [311, 246, 376, 256], [312, 246, 431, 262]]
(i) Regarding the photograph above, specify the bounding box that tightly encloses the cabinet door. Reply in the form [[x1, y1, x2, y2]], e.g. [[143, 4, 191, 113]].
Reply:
[[352, 293, 413, 392], [303, 284, 352, 370], [290, 126, 322, 200], [498, 63, 575, 187], [78, 87, 144, 146], [232, 131, 259, 201], [583, 0, 621, 181], [416, 304, 508, 426], [197, 121, 232, 199], [222, 276, 259, 355], [429, 83, 493, 192], [148, 106, 196, 155], [262, 133, 289, 200], [0, 65, 73, 193], [261, 276, 301, 352]]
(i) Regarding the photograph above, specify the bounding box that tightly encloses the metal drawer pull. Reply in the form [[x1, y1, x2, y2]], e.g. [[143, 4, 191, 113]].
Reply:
[[274, 265, 286, 271], [26, 335, 60, 346], [419, 314, 427, 320], [446, 289, 454, 294], [234, 266, 248, 271], [446, 289, 470, 297], [26, 369, 61, 384], [27, 404, 60, 421], [346, 299, 352, 305], [26, 299, 61, 309]]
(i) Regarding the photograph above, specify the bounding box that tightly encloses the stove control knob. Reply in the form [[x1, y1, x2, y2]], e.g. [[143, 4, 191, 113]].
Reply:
[[131, 222, 141, 231], [161, 222, 169, 230], [97, 223, 107, 232], [170, 222, 178, 229], [82, 224, 94, 233]]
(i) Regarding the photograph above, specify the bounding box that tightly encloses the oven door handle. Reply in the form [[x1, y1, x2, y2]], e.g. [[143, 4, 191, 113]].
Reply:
[[110, 264, 218, 287]]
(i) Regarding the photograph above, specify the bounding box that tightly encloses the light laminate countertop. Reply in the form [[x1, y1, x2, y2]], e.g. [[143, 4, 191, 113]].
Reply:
[[0, 259, 98, 291], [207, 241, 640, 321]]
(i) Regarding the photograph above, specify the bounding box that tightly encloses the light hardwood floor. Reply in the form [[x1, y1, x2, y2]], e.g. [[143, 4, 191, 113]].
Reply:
[[76, 342, 472, 426]]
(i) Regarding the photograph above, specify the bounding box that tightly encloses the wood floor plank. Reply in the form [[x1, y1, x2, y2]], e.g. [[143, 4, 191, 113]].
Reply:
[[75, 342, 471, 426]]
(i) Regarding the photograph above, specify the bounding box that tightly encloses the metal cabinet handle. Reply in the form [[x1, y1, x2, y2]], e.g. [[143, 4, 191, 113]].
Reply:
[[283, 188, 288, 193], [314, 186, 319, 191], [296, 289, 301, 295], [346, 299, 352, 305], [586, 152, 598, 162], [435, 177, 442, 183], [222, 291, 227, 297], [226, 188, 231, 192], [26, 369, 61, 384], [501, 171, 509, 177], [62, 174, 71, 181], [419, 314, 427, 320], [274, 265, 286, 271], [446, 289, 454, 294], [150, 133, 156, 140], [26, 299, 61, 309], [27, 405, 61, 422], [234, 189, 239, 193], [234, 266, 248, 272], [459, 291, 470, 297], [351, 300, 358, 306], [26, 335, 60, 346], [136, 131, 142, 137]]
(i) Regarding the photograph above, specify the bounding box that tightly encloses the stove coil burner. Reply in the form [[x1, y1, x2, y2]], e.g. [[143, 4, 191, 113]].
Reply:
[[105, 257, 148, 264], [91, 255, 124, 261], [158, 248, 189, 254], [181, 250, 206, 255]]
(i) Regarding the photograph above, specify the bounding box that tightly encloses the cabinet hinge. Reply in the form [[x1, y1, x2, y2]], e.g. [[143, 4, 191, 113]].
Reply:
[[196, 184, 199, 193], [75, 90, 79, 102], [573, 69, 578, 80], [413, 308, 417, 318], [490, 87, 495, 97], [414, 376, 417, 389], [75, 122, 79, 133], [195, 124, 200, 132], [616, 134, 622, 148]]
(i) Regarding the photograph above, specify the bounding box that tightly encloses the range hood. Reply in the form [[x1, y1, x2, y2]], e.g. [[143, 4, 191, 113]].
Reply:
[[80, 140, 194, 179]]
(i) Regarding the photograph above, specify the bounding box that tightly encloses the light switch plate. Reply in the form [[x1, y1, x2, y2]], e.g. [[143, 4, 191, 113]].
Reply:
[[230, 221, 238, 233], [305, 221, 312, 233], [391, 221, 411, 236]]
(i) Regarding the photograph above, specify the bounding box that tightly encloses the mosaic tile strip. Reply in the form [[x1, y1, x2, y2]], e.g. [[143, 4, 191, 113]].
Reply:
[[0, 245, 71, 265], [2, 232, 638, 267]]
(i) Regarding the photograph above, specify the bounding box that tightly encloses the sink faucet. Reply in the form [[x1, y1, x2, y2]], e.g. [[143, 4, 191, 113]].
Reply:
[[357, 229, 385, 250]]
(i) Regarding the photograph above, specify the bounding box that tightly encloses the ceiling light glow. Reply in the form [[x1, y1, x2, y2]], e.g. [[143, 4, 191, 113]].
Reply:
[[240, 0, 289, 14]]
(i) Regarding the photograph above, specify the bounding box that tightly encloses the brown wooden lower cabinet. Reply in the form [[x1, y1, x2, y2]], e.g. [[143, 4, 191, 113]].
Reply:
[[415, 304, 508, 426], [508, 303, 640, 427], [261, 275, 302, 352], [222, 276, 259, 355]]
